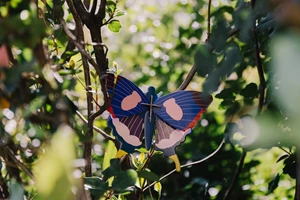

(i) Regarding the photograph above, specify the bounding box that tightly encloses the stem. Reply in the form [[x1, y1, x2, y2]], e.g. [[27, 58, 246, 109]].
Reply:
[[253, 29, 265, 116], [66, 0, 95, 177], [75, 110, 116, 141], [207, 0, 212, 41], [222, 151, 246, 200], [295, 146, 300, 200], [177, 65, 196, 91]]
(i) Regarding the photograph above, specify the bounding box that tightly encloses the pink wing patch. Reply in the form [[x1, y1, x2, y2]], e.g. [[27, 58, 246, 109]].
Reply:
[[111, 118, 142, 146], [156, 128, 191, 149], [163, 98, 183, 121], [121, 91, 142, 111]]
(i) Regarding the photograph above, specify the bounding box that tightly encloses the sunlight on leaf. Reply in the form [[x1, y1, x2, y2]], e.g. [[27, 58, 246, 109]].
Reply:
[[108, 20, 122, 33], [34, 124, 78, 200]]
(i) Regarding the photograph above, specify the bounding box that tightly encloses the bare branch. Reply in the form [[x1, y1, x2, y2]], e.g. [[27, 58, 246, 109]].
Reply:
[[72, 0, 90, 24], [177, 65, 196, 91], [96, 0, 106, 20], [3, 147, 35, 180], [143, 139, 225, 192], [76, 110, 116, 141], [207, 0, 212, 41], [91, 0, 98, 15], [222, 151, 247, 200]]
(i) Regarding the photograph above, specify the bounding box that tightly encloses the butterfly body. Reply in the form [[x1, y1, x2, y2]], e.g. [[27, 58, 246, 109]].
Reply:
[[105, 73, 213, 171]]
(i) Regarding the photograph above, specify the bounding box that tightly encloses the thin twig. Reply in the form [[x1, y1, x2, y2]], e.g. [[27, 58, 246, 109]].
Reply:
[[66, 0, 95, 178], [253, 29, 265, 116], [143, 139, 225, 192], [295, 146, 300, 200], [4, 147, 35, 180], [207, 0, 212, 41], [177, 65, 197, 91], [76, 110, 116, 141], [222, 151, 247, 200], [277, 146, 291, 155]]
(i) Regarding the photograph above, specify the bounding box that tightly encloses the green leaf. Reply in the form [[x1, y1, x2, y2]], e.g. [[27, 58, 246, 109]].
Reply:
[[210, 20, 230, 52], [9, 180, 24, 200], [84, 177, 109, 199], [154, 182, 162, 199], [240, 83, 258, 99], [194, 43, 216, 77], [283, 154, 296, 179], [225, 101, 240, 116], [112, 169, 137, 193], [34, 125, 77, 200], [276, 154, 289, 163], [102, 158, 121, 179], [115, 11, 127, 17], [23, 96, 46, 117], [106, 0, 117, 14], [215, 88, 236, 100], [108, 20, 122, 33], [138, 170, 160, 182], [103, 140, 117, 186], [267, 174, 280, 194], [211, 6, 234, 18]]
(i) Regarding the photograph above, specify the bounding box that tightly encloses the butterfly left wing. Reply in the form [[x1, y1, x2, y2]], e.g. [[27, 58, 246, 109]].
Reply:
[[155, 117, 192, 171], [105, 73, 149, 118], [107, 114, 144, 157], [153, 90, 213, 131], [105, 73, 149, 157]]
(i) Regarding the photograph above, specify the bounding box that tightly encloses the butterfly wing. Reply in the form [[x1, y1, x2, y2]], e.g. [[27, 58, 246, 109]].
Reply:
[[153, 91, 212, 171], [107, 114, 144, 157], [105, 73, 149, 157], [155, 117, 192, 171], [153, 90, 213, 131], [105, 73, 149, 118]]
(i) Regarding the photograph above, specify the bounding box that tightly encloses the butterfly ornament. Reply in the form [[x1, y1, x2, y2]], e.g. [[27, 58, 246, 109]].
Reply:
[[105, 73, 213, 171]]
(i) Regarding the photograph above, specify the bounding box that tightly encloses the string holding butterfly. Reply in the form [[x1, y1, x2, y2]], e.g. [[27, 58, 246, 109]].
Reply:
[[104, 72, 213, 171]]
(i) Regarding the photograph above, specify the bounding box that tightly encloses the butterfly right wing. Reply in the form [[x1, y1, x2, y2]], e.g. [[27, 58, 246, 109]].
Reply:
[[105, 73, 149, 118], [155, 117, 192, 172]]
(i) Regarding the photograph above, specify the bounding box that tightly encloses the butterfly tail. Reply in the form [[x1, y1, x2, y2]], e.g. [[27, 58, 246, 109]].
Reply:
[[155, 117, 192, 171]]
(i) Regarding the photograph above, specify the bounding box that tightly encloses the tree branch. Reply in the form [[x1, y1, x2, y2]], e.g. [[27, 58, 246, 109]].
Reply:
[[222, 150, 247, 200], [96, 0, 106, 20], [253, 29, 265, 116], [72, 0, 90, 25], [67, 0, 97, 177], [295, 147, 300, 200], [206, 0, 212, 41], [143, 139, 225, 192], [75, 110, 116, 142], [177, 65, 196, 91], [90, 0, 98, 15], [3, 146, 35, 180]]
